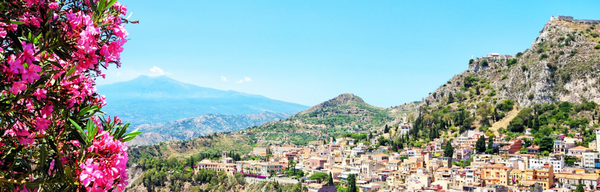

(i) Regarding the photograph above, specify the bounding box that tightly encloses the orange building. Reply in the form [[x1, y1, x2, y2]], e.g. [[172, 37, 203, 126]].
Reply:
[[481, 163, 512, 186]]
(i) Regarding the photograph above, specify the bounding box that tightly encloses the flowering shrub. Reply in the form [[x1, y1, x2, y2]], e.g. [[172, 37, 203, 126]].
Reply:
[[0, 0, 139, 191]]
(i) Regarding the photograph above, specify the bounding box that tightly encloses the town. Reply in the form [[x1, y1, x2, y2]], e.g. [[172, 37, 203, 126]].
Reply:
[[194, 118, 600, 192]]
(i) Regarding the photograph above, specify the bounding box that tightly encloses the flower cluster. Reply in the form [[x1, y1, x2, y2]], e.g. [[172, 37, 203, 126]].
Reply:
[[79, 132, 129, 191], [0, 0, 134, 191]]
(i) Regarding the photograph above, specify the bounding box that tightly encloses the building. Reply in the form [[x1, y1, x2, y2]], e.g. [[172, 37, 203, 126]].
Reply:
[[236, 161, 283, 176], [567, 146, 592, 157], [528, 156, 564, 173], [307, 184, 336, 192], [581, 152, 600, 168], [197, 159, 237, 175], [480, 163, 512, 186], [197, 152, 237, 175], [399, 124, 411, 135], [500, 140, 523, 154], [525, 163, 554, 190], [526, 144, 540, 154], [554, 139, 576, 154], [555, 173, 600, 190], [596, 127, 600, 151]]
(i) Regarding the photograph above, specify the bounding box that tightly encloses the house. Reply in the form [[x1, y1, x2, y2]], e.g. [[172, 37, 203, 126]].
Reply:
[[373, 153, 390, 162], [399, 124, 411, 135], [307, 183, 337, 192], [567, 146, 592, 157], [524, 163, 554, 190], [526, 144, 540, 154], [388, 159, 401, 170], [555, 173, 600, 190], [500, 140, 523, 154], [581, 152, 600, 168], [528, 156, 564, 173]]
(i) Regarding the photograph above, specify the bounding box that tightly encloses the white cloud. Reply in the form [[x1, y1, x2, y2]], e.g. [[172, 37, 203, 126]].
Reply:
[[221, 76, 227, 82], [149, 66, 165, 76], [236, 77, 253, 83]]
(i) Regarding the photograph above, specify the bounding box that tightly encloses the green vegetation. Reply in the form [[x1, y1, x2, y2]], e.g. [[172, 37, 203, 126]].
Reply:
[[595, 44, 600, 49], [476, 135, 486, 153], [309, 172, 329, 183], [507, 58, 518, 67], [481, 59, 489, 67]]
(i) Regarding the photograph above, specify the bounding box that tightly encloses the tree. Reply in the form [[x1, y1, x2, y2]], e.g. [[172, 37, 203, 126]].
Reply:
[[576, 183, 584, 192], [347, 174, 357, 192], [476, 135, 487, 153], [539, 137, 554, 153], [444, 141, 454, 158], [309, 172, 329, 183], [328, 172, 334, 186], [477, 102, 492, 126], [0, 1, 136, 191], [384, 124, 390, 133]]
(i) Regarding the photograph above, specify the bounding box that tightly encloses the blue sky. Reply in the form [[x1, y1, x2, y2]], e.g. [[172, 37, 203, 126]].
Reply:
[[97, 0, 600, 108]]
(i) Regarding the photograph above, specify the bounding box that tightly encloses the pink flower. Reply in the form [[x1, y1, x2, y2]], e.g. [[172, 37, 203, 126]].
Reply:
[[33, 88, 47, 100], [36, 117, 51, 131], [10, 81, 27, 94], [48, 2, 59, 9], [22, 64, 41, 83], [8, 55, 25, 74]]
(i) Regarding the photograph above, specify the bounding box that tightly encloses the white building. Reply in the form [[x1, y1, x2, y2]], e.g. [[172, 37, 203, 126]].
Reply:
[[595, 128, 600, 151], [581, 152, 600, 168], [399, 124, 411, 135], [528, 156, 564, 173]]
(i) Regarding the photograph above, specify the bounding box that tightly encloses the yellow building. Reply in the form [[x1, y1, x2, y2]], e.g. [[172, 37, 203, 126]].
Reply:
[[508, 169, 527, 185], [481, 163, 512, 186], [525, 163, 554, 190]]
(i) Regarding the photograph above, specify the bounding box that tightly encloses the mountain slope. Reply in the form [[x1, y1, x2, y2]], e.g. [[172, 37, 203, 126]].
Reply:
[[97, 75, 308, 125], [398, 16, 600, 146], [246, 93, 396, 145], [424, 17, 600, 108], [128, 112, 290, 146]]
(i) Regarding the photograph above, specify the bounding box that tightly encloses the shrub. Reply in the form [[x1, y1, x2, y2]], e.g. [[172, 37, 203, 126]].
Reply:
[[481, 59, 489, 67], [540, 54, 549, 60], [591, 33, 600, 38], [516, 52, 523, 57], [521, 65, 528, 71], [570, 49, 578, 56], [0, 1, 136, 191], [595, 45, 600, 50], [507, 58, 518, 66], [469, 59, 475, 64]]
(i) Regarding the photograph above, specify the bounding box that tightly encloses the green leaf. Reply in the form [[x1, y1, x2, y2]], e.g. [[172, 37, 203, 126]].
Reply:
[[68, 118, 88, 145], [66, 66, 76, 77], [121, 131, 142, 142], [98, 0, 106, 13], [10, 20, 24, 25], [40, 145, 47, 173], [106, 0, 118, 9]]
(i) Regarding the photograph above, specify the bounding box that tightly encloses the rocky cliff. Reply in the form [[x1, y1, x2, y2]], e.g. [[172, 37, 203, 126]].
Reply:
[[423, 17, 600, 108]]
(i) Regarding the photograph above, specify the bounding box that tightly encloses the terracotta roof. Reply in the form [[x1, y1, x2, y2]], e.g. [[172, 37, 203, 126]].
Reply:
[[373, 153, 390, 157], [569, 146, 590, 150], [526, 145, 540, 150]]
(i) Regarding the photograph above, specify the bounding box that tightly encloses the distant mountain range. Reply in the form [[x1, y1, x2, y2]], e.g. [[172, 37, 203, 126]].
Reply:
[[97, 75, 308, 126], [127, 112, 290, 146]]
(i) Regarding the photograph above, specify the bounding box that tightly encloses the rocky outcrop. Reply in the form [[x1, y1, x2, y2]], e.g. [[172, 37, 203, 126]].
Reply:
[[424, 17, 600, 108]]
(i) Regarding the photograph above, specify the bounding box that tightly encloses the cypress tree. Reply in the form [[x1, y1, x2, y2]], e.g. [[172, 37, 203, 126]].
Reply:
[[347, 174, 357, 192]]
